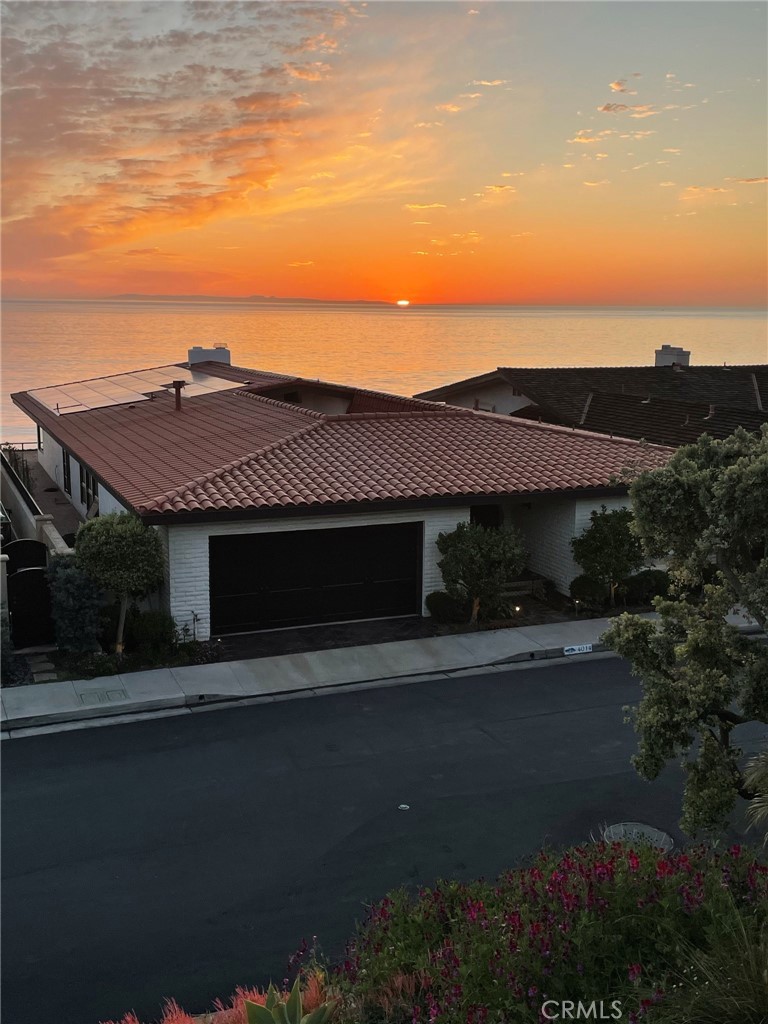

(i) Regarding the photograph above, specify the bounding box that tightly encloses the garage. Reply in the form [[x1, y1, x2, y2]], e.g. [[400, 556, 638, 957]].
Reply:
[[209, 522, 423, 634]]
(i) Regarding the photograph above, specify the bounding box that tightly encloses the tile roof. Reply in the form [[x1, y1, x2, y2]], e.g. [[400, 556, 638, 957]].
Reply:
[[561, 392, 768, 446], [13, 362, 672, 519], [416, 364, 768, 423], [12, 387, 317, 511], [138, 409, 670, 515]]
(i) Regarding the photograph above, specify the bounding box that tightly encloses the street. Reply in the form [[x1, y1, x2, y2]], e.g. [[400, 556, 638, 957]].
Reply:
[[1, 658, 754, 1024]]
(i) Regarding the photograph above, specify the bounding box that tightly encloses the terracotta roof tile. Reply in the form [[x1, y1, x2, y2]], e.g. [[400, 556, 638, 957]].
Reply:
[[13, 362, 672, 518], [139, 410, 670, 515]]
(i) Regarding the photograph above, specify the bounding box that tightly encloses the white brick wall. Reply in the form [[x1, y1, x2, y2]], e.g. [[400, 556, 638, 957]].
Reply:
[[166, 507, 470, 639], [506, 494, 631, 595], [506, 499, 578, 594], [573, 496, 630, 536]]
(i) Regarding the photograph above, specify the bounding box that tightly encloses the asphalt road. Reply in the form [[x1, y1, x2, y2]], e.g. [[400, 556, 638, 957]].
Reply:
[[0, 658, 755, 1024]]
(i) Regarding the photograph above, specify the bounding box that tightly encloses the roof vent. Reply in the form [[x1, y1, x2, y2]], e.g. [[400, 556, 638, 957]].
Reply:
[[188, 345, 231, 366]]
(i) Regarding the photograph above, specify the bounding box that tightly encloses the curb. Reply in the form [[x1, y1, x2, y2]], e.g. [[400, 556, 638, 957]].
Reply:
[[4, 626, 763, 737], [1, 646, 618, 736]]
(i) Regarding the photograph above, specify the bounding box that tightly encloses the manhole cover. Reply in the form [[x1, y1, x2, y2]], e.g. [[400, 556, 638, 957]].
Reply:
[[79, 688, 128, 705], [602, 822, 674, 851]]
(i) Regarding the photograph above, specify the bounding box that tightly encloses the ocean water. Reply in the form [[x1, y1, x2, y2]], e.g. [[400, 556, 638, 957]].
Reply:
[[2, 299, 766, 441]]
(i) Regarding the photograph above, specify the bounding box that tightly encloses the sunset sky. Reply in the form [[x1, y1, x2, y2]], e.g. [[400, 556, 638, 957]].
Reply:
[[2, 1, 766, 305]]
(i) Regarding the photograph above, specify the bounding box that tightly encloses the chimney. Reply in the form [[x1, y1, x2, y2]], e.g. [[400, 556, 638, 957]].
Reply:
[[172, 379, 186, 411], [704, 404, 715, 420], [655, 344, 690, 367], [188, 344, 231, 366]]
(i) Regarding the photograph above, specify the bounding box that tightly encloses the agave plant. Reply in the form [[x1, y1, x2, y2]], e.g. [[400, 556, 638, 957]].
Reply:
[[745, 751, 768, 846], [245, 978, 336, 1024]]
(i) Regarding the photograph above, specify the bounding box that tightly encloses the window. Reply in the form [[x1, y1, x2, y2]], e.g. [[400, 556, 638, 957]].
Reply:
[[80, 467, 97, 510], [36, 425, 44, 452], [62, 451, 72, 495], [471, 504, 503, 529]]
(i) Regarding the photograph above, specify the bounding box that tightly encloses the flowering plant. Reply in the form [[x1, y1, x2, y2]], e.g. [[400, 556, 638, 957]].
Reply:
[[333, 842, 767, 1022]]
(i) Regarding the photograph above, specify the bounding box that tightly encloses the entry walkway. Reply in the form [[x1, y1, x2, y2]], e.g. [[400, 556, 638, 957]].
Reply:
[[1, 612, 760, 734]]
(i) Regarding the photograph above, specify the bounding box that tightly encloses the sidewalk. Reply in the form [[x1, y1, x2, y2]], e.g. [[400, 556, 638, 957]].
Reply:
[[2, 612, 761, 735]]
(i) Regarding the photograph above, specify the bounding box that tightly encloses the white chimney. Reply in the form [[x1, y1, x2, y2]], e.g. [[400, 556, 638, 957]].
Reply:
[[187, 344, 231, 366], [655, 344, 690, 367]]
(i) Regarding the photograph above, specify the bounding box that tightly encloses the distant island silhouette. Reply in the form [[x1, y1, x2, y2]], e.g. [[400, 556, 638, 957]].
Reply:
[[108, 294, 391, 305]]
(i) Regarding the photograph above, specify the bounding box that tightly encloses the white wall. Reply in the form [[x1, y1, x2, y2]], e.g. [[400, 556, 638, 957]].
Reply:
[[37, 427, 128, 516], [441, 383, 534, 415], [166, 507, 470, 639], [505, 494, 631, 594]]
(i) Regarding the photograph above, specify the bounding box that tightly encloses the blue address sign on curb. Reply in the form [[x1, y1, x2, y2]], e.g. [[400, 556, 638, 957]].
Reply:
[[563, 643, 594, 656]]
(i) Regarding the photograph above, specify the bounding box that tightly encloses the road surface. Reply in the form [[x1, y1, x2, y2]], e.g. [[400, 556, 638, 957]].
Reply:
[[1, 658, 753, 1024]]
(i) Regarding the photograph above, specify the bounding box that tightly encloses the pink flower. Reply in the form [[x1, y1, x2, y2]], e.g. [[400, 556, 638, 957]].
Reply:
[[627, 850, 640, 873], [656, 859, 675, 879], [628, 963, 642, 983]]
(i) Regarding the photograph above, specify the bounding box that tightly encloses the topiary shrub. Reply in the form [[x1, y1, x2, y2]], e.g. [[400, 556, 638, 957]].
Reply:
[[425, 590, 473, 624], [47, 555, 104, 654], [436, 522, 526, 624], [569, 573, 608, 610], [76, 513, 165, 655], [622, 568, 671, 606]]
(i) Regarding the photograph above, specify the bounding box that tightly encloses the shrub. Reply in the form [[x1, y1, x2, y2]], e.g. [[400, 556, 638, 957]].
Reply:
[[76, 513, 165, 655], [130, 609, 177, 658], [571, 506, 645, 607], [569, 573, 608, 609], [622, 568, 671, 606], [333, 842, 768, 1023], [646, 893, 768, 1024], [425, 590, 472, 624], [1, 613, 32, 685], [436, 522, 526, 624], [47, 555, 104, 653], [172, 639, 220, 666]]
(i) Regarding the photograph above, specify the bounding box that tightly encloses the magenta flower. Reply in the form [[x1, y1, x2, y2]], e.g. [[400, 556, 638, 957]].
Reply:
[[628, 962, 642, 983]]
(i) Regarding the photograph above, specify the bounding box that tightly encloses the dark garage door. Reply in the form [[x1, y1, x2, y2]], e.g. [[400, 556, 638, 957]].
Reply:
[[209, 522, 423, 634]]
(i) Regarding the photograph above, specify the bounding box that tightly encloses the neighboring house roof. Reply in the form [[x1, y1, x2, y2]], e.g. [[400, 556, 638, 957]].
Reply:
[[557, 392, 768, 446], [12, 361, 671, 519], [415, 364, 768, 443]]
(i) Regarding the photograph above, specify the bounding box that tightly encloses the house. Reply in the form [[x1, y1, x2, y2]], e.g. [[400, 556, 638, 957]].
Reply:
[[414, 349, 768, 447], [11, 347, 671, 640]]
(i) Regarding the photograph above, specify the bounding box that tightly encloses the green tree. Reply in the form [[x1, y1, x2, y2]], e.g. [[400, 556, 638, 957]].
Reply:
[[436, 521, 526, 625], [570, 505, 646, 606], [603, 426, 768, 834], [75, 513, 165, 656], [47, 554, 104, 654]]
